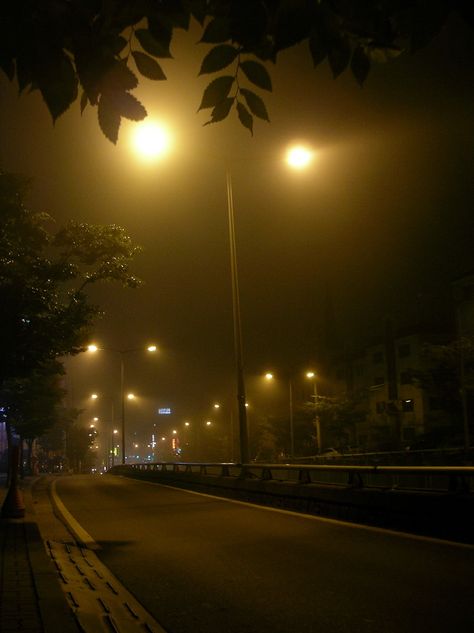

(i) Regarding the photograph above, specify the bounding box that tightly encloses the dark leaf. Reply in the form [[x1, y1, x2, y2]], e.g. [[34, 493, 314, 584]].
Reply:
[[240, 88, 269, 121], [16, 51, 34, 93], [237, 101, 253, 135], [351, 46, 370, 86], [38, 53, 79, 122], [240, 60, 272, 91], [205, 97, 234, 124], [147, 18, 173, 58], [328, 37, 351, 78], [80, 91, 88, 114], [135, 28, 171, 58], [229, 0, 267, 49], [132, 51, 167, 80], [105, 35, 128, 56], [274, 3, 312, 52], [198, 75, 234, 110], [200, 17, 231, 43], [113, 92, 147, 121], [410, 1, 450, 53], [309, 31, 327, 67], [153, 0, 190, 30], [102, 61, 138, 92], [199, 44, 239, 75], [191, 0, 208, 25], [98, 94, 121, 144], [0, 56, 15, 81]]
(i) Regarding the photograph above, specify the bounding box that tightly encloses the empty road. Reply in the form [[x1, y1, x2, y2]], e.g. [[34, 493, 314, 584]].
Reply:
[[55, 474, 474, 633]]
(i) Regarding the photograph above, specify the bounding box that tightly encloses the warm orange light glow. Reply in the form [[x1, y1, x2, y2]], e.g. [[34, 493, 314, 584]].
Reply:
[[132, 121, 171, 161], [306, 371, 316, 379], [265, 372, 274, 380], [88, 344, 98, 352], [286, 145, 314, 169], [127, 393, 135, 400], [213, 403, 220, 409], [147, 345, 157, 352], [91, 393, 98, 400]]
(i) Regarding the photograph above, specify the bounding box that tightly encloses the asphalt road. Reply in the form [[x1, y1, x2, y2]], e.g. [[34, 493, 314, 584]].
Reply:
[[55, 474, 474, 633]]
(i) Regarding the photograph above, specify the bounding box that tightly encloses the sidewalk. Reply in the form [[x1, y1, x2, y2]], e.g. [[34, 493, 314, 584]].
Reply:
[[0, 476, 79, 633]]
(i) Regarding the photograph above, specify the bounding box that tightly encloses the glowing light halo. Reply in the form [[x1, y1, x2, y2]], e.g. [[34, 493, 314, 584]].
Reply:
[[286, 144, 314, 170], [132, 121, 171, 161]]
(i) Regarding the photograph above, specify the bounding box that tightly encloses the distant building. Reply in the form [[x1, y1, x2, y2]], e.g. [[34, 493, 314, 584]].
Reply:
[[330, 327, 454, 450]]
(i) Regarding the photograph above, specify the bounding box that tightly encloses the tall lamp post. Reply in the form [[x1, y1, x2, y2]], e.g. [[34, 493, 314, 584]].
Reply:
[[226, 171, 249, 464], [265, 372, 295, 459], [306, 371, 321, 453], [88, 344, 157, 465], [225, 146, 314, 464]]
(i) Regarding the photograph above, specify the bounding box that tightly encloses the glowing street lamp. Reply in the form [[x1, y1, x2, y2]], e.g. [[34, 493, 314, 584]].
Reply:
[[286, 145, 314, 169], [131, 121, 172, 162]]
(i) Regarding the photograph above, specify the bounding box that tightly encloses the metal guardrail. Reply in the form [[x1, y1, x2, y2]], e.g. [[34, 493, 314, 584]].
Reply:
[[119, 461, 474, 493]]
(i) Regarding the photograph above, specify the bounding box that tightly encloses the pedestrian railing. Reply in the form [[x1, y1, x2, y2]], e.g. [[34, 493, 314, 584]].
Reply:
[[117, 461, 474, 494]]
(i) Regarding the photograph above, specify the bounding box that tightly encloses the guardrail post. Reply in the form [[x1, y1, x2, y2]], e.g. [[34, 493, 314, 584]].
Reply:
[[261, 467, 272, 481], [348, 471, 364, 488], [200, 465, 207, 475], [448, 474, 470, 493], [298, 468, 311, 484], [221, 465, 230, 476]]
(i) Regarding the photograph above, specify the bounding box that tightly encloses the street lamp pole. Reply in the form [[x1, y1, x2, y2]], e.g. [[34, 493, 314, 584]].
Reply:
[[312, 379, 321, 453], [226, 170, 249, 464], [289, 380, 294, 459], [120, 353, 126, 464]]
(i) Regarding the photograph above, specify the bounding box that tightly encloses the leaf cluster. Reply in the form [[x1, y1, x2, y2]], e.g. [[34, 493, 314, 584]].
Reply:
[[309, 393, 367, 430], [1, 1, 471, 142]]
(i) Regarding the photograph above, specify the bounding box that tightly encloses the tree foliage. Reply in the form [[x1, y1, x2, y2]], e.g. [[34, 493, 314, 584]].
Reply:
[[0, 172, 141, 455], [311, 393, 367, 448], [1, 360, 66, 442], [406, 338, 474, 417], [0, 172, 141, 387], [1, 1, 472, 142]]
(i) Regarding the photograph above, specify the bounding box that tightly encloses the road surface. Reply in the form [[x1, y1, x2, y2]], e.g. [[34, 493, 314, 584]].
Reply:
[[55, 474, 474, 633]]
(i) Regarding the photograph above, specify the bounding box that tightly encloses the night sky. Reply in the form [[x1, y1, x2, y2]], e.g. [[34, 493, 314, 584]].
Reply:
[[1, 17, 473, 440]]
